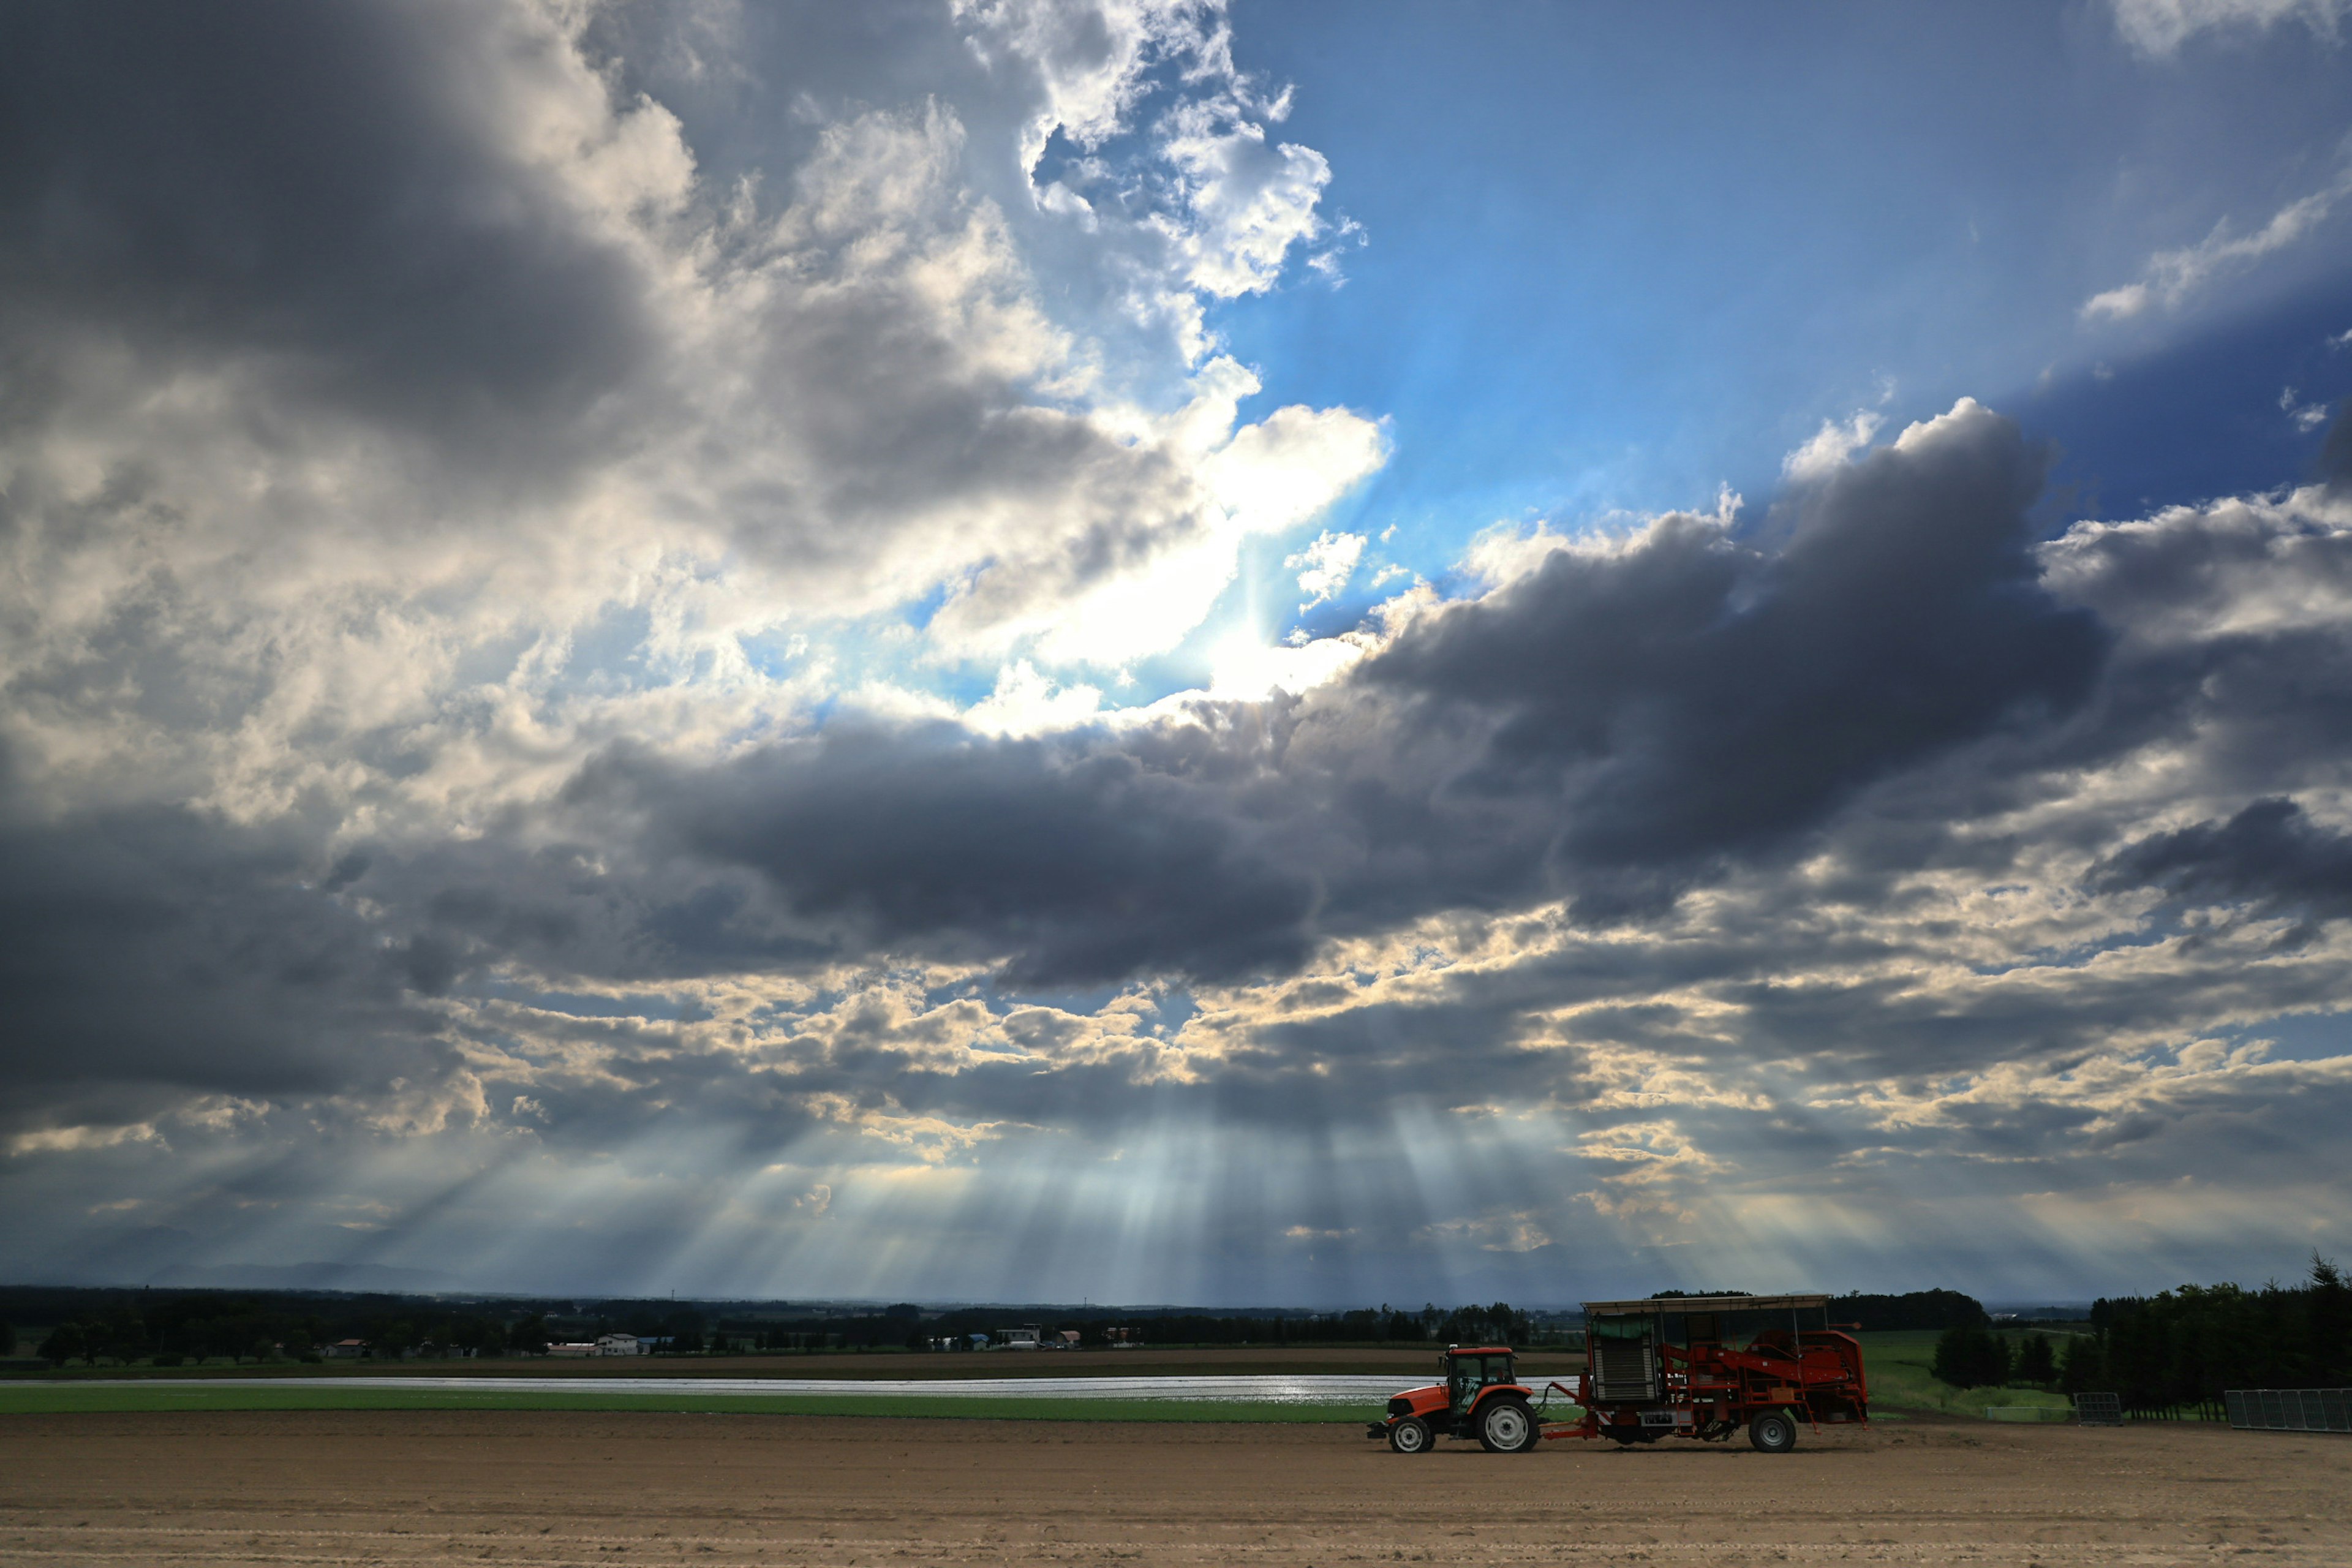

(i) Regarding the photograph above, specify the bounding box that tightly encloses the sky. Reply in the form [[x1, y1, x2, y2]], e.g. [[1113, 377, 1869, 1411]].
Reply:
[[3, 0, 2351, 1307]]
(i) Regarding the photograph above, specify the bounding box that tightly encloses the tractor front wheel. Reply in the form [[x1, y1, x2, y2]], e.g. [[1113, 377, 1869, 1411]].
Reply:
[[1388, 1416, 1434, 1453], [1747, 1411, 1798, 1453], [1477, 1398, 1538, 1453]]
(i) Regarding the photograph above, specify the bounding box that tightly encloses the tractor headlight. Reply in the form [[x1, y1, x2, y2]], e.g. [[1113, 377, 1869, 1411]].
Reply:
[[1386, 1396, 1414, 1417]]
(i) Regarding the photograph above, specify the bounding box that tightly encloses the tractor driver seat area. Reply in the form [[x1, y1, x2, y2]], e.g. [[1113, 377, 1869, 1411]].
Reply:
[[1448, 1352, 1513, 1412]]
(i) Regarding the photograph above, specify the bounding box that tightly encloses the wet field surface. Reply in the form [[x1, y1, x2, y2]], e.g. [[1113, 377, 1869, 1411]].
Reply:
[[45, 1372, 1409, 1402]]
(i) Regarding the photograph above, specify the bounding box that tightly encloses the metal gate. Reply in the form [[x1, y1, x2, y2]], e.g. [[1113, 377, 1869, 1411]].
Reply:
[[2073, 1392, 2122, 1426]]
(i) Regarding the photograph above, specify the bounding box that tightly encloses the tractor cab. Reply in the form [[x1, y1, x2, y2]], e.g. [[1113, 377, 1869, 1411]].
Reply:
[[1444, 1346, 1517, 1413]]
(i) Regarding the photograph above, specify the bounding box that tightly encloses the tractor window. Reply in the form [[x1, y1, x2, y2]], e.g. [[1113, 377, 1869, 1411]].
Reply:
[[1451, 1355, 1511, 1387]]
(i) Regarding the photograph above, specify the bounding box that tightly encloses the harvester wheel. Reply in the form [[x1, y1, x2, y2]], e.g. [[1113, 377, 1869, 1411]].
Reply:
[[1747, 1411, 1798, 1453], [1477, 1398, 1537, 1453], [1387, 1416, 1433, 1453]]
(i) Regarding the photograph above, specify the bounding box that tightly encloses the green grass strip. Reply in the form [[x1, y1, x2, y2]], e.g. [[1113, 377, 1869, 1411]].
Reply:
[[1852, 1329, 2076, 1418], [0, 1383, 1385, 1422]]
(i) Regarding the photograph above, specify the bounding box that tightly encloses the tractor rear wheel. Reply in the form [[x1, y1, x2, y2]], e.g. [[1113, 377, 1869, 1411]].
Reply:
[[1477, 1398, 1537, 1453], [1747, 1411, 1798, 1453], [1388, 1416, 1433, 1453]]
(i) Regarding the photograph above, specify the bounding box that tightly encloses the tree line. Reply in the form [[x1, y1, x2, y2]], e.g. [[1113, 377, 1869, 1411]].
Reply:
[[2, 1287, 1554, 1365], [2063, 1256, 2350, 1406], [1928, 1256, 2350, 1404], [753, 1302, 1545, 1351], [10, 1280, 2147, 1370], [31, 1297, 551, 1366]]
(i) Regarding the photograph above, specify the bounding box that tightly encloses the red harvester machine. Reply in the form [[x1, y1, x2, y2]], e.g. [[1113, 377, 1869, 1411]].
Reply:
[[1367, 1293, 1868, 1455]]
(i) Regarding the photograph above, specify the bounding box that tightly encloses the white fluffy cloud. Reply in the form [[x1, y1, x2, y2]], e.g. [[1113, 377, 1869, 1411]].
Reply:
[[2109, 0, 2351, 53], [1781, 409, 1883, 480], [2082, 168, 2351, 321], [0, 0, 1376, 833], [1155, 99, 1334, 300], [1286, 529, 1366, 609]]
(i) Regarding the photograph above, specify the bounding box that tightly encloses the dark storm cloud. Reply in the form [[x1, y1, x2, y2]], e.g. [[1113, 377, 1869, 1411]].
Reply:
[[0, 0, 655, 460], [579, 401, 2109, 981], [2036, 492, 2352, 812], [0, 801, 445, 1131], [2098, 796, 2352, 922], [583, 721, 1321, 986], [1366, 402, 2106, 901], [7, 388, 2343, 1150]]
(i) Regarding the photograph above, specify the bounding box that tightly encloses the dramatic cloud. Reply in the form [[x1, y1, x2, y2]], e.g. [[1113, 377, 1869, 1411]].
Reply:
[[2081, 168, 2352, 321], [3, 0, 2350, 1303], [2098, 797, 2352, 921]]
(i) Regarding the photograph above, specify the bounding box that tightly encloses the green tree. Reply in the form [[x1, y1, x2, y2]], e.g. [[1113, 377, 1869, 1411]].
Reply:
[[2057, 1332, 2106, 1393], [0, 1319, 17, 1359], [2014, 1332, 2056, 1385], [2309, 1254, 2350, 1382], [102, 1307, 150, 1365], [1931, 1322, 2009, 1388], [40, 1323, 87, 1366]]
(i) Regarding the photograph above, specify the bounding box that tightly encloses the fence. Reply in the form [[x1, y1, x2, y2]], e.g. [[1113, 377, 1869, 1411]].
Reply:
[[2072, 1392, 2234, 1425], [2224, 1389, 2352, 1434]]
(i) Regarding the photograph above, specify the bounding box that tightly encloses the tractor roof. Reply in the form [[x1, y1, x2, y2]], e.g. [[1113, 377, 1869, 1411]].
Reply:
[[1446, 1344, 1513, 1355], [1581, 1294, 1830, 1316]]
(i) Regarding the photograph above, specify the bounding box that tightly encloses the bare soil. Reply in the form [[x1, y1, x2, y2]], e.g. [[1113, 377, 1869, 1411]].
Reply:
[[2, 1409, 2344, 1566]]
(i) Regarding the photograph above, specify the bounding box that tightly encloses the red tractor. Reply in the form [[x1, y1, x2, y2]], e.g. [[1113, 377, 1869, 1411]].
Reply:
[[1365, 1344, 1545, 1452], [1367, 1294, 1869, 1456]]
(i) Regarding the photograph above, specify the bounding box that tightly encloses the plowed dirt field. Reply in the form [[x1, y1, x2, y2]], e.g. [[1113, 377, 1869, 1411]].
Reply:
[[2, 1409, 2345, 1566]]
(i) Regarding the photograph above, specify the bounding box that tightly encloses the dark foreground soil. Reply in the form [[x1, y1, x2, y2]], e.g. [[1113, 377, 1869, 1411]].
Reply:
[[2, 1409, 2345, 1566]]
